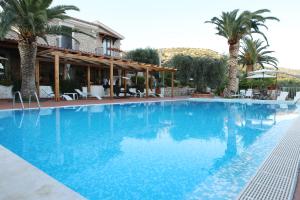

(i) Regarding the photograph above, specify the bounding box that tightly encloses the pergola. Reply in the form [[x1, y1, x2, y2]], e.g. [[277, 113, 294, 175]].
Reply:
[[36, 47, 177, 101]]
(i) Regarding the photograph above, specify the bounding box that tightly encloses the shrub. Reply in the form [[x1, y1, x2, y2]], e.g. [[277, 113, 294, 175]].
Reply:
[[60, 79, 81, 93], [130, 76, 145, 91], [0, 79, 13, 86]]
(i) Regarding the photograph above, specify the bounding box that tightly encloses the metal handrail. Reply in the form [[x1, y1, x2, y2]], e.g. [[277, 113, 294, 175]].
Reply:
[[12, 91, 24, 109], [28, 91, 41, 109]]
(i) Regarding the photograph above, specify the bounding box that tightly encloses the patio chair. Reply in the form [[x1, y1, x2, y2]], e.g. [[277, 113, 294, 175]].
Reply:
[[137, 89, 145, 98], [149, 89, 157, 97], [293, 92, 300, 104], [75, 89, 88, 99], [231, 90, 246, 98], [129, 88, 137, 97], [276, 91, 289, 101], [40, 86, 55, 98], [61, 94, 73, 101], [245, 89, 253, 98]]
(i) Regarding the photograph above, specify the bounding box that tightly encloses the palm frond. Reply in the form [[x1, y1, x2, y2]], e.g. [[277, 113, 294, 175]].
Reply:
[[239, 37, 278, 69]]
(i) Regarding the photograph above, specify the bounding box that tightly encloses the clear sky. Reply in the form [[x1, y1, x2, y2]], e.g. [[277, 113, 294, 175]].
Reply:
[[53, 0, 300, 69]]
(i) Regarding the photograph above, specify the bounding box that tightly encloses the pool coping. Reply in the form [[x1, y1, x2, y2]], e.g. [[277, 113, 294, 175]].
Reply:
[[189, 97, 298, 105], [0, 98, 189, 112], [237, 116, 300, 200], [0, 146, 85, 200]]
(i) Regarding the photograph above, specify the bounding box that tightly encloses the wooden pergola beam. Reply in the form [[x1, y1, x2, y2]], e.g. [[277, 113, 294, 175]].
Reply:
[[146, 68, 149, 98], [171, 71, 174, 98], [37, 48, 55, 56], [110, 60, 114, 98], [87, 66, 91, 93]]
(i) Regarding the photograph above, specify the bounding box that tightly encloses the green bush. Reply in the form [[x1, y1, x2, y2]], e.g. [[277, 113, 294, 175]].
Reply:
[[60, 79, 81, 93], [277, 79, 300, 87], [239, 76, 275, 89], [165, 55, 227, 92], [130, 76, 145, 91], [0, 79, 13, 86], [126, 48, 159, 65]]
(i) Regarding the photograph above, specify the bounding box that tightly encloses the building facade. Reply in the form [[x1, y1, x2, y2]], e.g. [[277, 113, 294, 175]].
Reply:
[[0, 17, 125, 98]]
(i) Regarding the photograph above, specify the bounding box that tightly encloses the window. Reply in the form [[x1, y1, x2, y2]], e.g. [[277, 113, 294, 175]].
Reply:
[[60, 26, 73, 49], [102, 38, 111, 56]]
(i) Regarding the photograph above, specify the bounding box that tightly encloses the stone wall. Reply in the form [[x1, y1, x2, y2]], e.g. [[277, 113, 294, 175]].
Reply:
[[162, 87, 195, 97], [0, 85, 12, 99]]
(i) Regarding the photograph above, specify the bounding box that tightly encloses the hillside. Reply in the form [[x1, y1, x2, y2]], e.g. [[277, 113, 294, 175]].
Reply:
[[159, 48, 222, 64]]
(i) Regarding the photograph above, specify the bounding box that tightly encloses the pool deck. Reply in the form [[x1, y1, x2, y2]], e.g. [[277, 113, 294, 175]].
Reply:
[[238, 115, 300, 200], [0, 146, 85, 200]]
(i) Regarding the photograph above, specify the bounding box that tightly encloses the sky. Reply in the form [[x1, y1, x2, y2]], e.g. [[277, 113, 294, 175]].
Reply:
[[53, 0, 300, 69]]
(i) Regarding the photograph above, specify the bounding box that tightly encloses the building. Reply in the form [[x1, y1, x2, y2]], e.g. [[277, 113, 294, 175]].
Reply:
[[0, 17, 176, 100]]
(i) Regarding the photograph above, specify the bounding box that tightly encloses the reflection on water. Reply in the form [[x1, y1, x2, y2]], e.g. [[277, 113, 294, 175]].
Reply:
[[0, 101, 298, 200]]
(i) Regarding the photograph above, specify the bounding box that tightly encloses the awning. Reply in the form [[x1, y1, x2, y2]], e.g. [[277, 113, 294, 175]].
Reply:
[[246, 74, 276, 79]]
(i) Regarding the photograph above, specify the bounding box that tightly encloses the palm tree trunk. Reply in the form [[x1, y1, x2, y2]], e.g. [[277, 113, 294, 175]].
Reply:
[[224, 42, 240, 97], [246, 65, 254, 74], [18, 41, 37, 98]]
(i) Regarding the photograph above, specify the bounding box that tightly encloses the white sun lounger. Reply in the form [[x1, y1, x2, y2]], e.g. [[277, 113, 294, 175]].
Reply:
[[40, 86, 54, 98], [293, 92, 300, 104], [75, 89, 88, 99], [245, 89, 253, 98], [61, 94, 73, 101], [137, 89, 145, 98], [276, 91, 289, 101]]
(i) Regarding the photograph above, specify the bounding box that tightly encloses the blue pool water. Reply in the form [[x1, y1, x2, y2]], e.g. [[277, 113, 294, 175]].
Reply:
[[0, 101, 299, 200]]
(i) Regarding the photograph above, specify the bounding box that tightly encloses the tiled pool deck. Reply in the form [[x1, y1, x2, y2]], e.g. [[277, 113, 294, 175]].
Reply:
[[0, 146, 85, 200], [238, 116, 300, 200], [1, 97, 300, 199]]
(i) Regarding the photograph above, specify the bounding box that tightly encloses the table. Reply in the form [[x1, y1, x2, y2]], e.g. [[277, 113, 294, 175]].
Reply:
[[63, 93, 78, 100]]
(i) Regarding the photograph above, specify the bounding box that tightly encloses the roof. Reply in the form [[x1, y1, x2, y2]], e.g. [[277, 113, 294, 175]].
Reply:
[[69, 17, 125, 40], [0, 39, 176, 72]]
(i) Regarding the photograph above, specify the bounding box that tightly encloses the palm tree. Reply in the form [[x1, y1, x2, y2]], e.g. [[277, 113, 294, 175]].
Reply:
[[206, 9, 279, 97], [239, 37, 278, 73], [0, 0, 90, 98]]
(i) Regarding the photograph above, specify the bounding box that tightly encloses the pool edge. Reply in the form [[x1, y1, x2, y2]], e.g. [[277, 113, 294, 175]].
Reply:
[[237, 116, 300, 200], [0, 146, 86, 200]]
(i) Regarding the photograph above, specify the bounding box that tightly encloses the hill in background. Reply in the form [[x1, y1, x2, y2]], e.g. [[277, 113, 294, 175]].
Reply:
[[158, 48, 300, 75], [159, 48, 222, 64]]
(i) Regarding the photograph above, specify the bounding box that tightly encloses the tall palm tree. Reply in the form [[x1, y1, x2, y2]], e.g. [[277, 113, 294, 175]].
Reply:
[[239, 37, 278, 73], [0, 0, 90, 98], [206, 9, 279, 97]]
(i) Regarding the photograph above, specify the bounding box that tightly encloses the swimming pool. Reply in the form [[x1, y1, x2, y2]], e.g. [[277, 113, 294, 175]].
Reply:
[[0, 101, 299, 200]]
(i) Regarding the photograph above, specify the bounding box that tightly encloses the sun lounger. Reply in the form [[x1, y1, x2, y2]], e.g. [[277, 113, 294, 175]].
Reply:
[[245, 89, 253, 98], [293, 92, 300, 104], [137, 89, 145, 98], [61, 94, 73, 101], [40, 86, 54, 98], [149, 89, 157, 97], [276, 91, 289, 101], [75, 89, 88, 99]]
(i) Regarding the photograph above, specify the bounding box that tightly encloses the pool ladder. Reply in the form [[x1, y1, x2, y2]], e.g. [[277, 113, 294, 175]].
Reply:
[[13, 91, 40, 109]]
